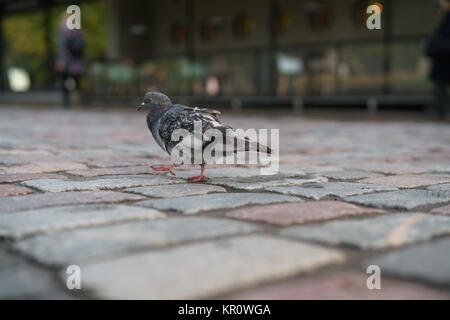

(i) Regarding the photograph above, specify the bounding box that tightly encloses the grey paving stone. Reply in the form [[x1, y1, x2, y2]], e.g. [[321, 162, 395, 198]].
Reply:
[[66, 166, 157, 178], [364, 238, 450, 286], [0, 248, 72, 299], [207, 175, 327, 191], [21, 174, 184, 192], [137, 192, 301, 214], [80, 235, 345, 299], [13, 217, 261, 266], [279, 165, 343, 175], [321, 170, 383, 180], [0, 191, 146, 214], [266, 182, 396, 200], [174, 167, 276, 179], [345, 190, 450, 209], [280, 213, 450, 250], [0, 205, 165, 240], [125, 183, 226, 198], [428, 183, 450, 193]]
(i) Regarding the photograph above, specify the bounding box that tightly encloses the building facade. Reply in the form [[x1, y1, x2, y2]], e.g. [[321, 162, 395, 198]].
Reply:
[[0, 0, 444, 107]]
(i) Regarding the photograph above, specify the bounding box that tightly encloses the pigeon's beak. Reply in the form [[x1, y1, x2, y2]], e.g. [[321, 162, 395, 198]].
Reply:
[[137, 102, 145, 111]]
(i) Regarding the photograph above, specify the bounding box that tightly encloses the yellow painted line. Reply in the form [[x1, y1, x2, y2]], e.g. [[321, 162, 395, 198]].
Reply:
[[385, 213, 426, 247]]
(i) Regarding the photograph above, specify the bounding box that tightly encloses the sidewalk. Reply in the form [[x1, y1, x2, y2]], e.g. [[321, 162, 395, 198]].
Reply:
[[0, 107, 449, 299]]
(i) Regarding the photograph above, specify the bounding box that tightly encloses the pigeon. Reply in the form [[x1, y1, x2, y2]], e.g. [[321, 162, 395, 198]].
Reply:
[[137, 92, 271, 181]]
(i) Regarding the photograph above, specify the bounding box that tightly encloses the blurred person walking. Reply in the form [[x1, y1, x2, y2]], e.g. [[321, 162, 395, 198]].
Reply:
[[55, 14, 85, 108], [426, 0, 450, 119]]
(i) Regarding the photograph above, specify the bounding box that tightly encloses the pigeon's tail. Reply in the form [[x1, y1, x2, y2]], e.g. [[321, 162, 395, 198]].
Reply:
[[230, 133, 272, 154], [251, 140, 272, 154]]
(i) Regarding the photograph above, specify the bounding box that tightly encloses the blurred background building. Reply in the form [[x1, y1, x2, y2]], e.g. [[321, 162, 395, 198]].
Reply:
[[0, 0, 443, 109]]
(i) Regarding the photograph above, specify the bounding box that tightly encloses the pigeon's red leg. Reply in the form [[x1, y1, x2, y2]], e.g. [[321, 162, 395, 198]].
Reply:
[[151, 165, 175, 175], [188, 164, 208, 182]]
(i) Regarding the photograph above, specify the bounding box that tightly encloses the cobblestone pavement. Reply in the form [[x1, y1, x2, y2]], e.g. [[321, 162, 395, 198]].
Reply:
[[1, 107, 450, 299]]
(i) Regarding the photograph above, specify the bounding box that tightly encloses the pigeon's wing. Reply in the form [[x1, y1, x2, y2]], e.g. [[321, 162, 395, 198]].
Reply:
[[157, 105, 271, 159], [156, 105, 228, 155], [147, 115, 168, 153], [178, 105, 222, 121]]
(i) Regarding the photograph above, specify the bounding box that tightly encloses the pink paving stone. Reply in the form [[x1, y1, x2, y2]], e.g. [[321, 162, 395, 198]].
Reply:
[[360, 155, 415, 163], [225, 201, 386, 226], [359, 175, 450, 188], [0, 185, 33, 197], [431, 204, 450, 215], [225, 270, 450, 300], [347, 162, 426, 175], [66, 166, 157, 177], [1, 162, 87, 174], [0, 173, 68, 183], [88, 158, 154, 168]]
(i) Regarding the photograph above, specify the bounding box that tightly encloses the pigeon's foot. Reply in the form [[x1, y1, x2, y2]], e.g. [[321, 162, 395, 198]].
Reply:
[[151, 165, 175, 175], [188, 174, 208, 182], [188, 164, 207, 182]]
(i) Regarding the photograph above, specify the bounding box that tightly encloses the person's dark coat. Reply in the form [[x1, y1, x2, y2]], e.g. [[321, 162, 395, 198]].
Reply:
[[428, 12, 450, 82], [57, 26, 85, 77]]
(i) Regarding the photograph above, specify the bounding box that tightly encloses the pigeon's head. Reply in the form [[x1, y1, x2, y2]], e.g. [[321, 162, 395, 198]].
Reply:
[[137, 92, 172, 111]]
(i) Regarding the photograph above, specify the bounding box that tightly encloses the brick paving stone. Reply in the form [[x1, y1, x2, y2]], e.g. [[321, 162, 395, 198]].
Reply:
[[125, 184, 226, 198], [224, 270, 450, 300], [226, 201, 386, 226], [137, 192, 301, 214], [0, 148, 51, 156], [266, 182, 397, 200], [279, 165, 343, 175], [431, 204, 450, 215], [208, 175, 327, 191], [0, 173, 68, 183], [0, 154, 65, 165], [0, 185, 33, 197], [0, 247, 72, 299], [0, 191, 146, 214], [280, 213, 450, 250], [88, 158, 154, 168], [321, 170, 383, 180], [21, 174, 185, 192], [344, 190, 450, 210], [109, 144, 167, 157], [13, 217, 261, 266], [358, 175, 450, 188], [343, 162, 426, 175], [365, 238, 450, 286], [66, 166, 157, 177], [0, 150, 115, 164], [0, 204, 165, 239], [416, 164, 450, 173], [79, 235, 345, 299], [0, 161, 87, 174]]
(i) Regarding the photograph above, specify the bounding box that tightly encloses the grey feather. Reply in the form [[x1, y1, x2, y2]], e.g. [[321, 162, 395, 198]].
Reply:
[[140, 92, 271, 164]]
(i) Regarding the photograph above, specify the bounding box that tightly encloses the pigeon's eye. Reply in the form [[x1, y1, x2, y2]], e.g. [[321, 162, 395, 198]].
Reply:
[[149, 98, 153, 102]]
